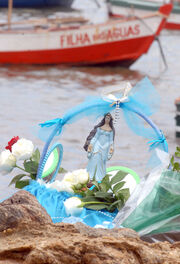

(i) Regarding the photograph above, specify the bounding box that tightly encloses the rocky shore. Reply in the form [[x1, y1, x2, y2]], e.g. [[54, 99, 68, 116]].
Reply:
[[0, 191, 180, 264]]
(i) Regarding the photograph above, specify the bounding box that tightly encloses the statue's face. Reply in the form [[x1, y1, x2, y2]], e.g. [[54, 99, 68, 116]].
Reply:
[[105, 115, 111, 124]]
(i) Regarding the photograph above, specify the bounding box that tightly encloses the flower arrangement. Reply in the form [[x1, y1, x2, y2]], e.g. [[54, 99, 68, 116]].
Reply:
[[0, 136, 130, 215], [64, 170, 130, 215]]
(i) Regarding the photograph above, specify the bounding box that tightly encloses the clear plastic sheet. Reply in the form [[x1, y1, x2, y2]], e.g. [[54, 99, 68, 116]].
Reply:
[[113, 149, 180, 237], [141, 230, 180, 243]]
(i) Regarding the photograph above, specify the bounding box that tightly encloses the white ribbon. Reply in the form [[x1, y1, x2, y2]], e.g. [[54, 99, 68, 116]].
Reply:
[[101, 82, 132, 106]]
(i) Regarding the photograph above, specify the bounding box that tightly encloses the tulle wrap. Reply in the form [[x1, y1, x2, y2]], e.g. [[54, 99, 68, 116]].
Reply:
[[24, 180, 117, 228], [38, 77, 168, 154]]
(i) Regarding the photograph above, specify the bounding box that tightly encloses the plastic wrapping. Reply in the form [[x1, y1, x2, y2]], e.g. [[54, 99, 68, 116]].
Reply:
[[113, 149, 180, 237], [141, 230, 180, 243]]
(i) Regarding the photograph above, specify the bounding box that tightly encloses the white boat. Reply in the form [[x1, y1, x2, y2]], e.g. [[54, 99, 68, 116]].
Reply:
[[0, 4, 172, 65]]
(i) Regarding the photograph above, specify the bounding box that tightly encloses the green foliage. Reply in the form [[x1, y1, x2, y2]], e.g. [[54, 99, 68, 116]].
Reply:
[[58, 167, 67, 174], [31, 148, 40, 163], [24, 160, 39, 174], [169, 146, 180, 172], [9, 174, 27, 186], [15, 179, 30, 189], [9, 147, 67, 189], [77, 170, 130, 213], [9, 148, 41, 189]]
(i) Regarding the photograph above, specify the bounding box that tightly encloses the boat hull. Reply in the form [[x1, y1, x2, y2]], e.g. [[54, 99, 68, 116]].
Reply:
[[110, 0, 180, 30], [0, 36, 154, 65], [0, 0, 73, 7], [165, 21, 180, 30], [0, 4, 172, 65]]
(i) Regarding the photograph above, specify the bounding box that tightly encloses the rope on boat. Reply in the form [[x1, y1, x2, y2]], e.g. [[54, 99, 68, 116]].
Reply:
[[134, 14, 168, 70], [155, 36, 168, 69]]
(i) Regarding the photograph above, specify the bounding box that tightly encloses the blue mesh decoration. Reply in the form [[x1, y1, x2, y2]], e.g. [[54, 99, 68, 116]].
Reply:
[[37, 77, 168, 180]]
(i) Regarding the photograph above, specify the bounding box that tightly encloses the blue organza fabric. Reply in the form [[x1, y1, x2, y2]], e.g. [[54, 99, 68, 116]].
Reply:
[[38, 77, 167, 154], [24, 180, 117, 228]]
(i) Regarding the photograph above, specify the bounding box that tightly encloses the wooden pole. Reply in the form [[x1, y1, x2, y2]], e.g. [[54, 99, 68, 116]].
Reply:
[[8, 0, 13, 30]]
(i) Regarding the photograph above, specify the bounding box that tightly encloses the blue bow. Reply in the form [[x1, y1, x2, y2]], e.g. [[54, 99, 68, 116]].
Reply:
[[39, 118, 62, 128], [147, 133, 168, 152]]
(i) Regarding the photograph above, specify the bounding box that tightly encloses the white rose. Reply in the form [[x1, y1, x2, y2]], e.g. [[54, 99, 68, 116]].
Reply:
[[63, 172, 79, 185], [0, 150, 16, 175], [12, 138, 34, 160], [63, 172, 75, 182], [47, 180, 74, 194], [64, 197, 83, 216], [64, 169, 89, 186], [76, 169, 89, 184]]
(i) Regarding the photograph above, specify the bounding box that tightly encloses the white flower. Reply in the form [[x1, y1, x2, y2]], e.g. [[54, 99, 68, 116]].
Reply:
[[76, 169, 89, 184], [12, 138, 34, 160], [0, 150, 16, 175], [47, 180, 74, 194], [63, 172, 79, 185], [64, 197, 83, 216], [63, 169, 89, 186]]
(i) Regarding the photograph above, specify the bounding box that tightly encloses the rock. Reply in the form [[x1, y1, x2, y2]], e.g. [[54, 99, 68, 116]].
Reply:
[[0, 191, 180, 263], [0, 221, 180, 264], [0, 190, 52, 232]]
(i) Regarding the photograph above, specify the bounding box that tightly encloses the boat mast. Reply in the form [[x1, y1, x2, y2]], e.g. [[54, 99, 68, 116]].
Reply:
[[8, 0, 13, 29]]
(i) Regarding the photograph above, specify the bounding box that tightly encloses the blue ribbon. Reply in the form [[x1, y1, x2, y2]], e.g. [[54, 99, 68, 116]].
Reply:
[[147, 132, 168, 152], [39, 118, 62, 128]]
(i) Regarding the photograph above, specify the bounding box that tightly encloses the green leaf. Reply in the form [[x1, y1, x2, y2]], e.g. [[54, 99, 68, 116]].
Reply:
[[170, 156, 174, 166], [116, 200, 124, 211], [176, 146, 180, 152], [84, 203, 108, 211], [175, 152, 180, 158], [115, 192, 125, 202], [15, 179, 30, 189], [24, 160, 38, 174], [94, 191, 113, 200], [30, 173, 36, 180], [81, 196, 100, 203], [99, 182, 108, 192], [91, 180, 100, 190], [58, 167, 67, 174], [84, 189, 94, 197], [110, 171, 128, 186], [108, 199, 124, 212], [113, 181, 126, 194], [9, 174, 27, 186], [173, 162, 180, 172], [101, 174, 110, 185], [116, 188, 130, 202], [101, 174, 111, 192], [31, 148, 40, 163]]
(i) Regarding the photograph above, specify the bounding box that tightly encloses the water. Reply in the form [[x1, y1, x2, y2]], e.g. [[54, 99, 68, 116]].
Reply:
[[0, 8, 180, 200]]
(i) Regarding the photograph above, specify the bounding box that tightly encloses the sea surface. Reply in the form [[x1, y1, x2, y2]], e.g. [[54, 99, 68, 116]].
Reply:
[[0, 7, 180, 200]]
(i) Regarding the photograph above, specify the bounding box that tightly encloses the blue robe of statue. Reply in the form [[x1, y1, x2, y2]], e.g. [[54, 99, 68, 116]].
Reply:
[[87, 127, 114, 181]]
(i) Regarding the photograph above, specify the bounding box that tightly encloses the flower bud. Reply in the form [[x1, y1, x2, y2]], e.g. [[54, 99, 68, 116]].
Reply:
[[0, 150, 16, 175], [64, 197, 83, 216]]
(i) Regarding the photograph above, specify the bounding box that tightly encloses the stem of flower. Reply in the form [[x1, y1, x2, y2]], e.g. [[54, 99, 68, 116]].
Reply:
[[15, 165, 26, 172], [79, 201, 111, 207]]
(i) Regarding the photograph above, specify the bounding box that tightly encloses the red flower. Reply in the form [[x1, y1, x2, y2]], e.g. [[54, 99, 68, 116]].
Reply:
[[5, 136, 19, 152]]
